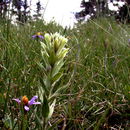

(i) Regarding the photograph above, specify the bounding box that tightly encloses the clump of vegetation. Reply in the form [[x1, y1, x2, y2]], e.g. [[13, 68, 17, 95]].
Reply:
[[0, 17, 130, 129]]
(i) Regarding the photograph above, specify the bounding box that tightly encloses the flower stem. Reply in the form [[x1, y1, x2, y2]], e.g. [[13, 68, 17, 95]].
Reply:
[[43, 118, 47, 130], [21, 113, 28, 130]]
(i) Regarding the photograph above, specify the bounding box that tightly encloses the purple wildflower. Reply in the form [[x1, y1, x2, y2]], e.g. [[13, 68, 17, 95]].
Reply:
[[13, 95, 41, 111], [32, 32, 44, 39], [128, 39, 130, 43]]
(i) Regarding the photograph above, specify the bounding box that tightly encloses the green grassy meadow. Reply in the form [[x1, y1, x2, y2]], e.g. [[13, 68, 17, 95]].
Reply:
[[0, 17, 130, 129]]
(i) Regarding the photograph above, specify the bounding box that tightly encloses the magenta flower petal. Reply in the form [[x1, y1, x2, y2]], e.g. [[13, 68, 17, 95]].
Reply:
[[28, 96, 38, 105], [12, 98, 21, 104], [32, 102, 41, 105], [24, 106, 30, 111], [32, 34, 44, 39], [32, 35, 37, 38], [38, 35, 44, 39]]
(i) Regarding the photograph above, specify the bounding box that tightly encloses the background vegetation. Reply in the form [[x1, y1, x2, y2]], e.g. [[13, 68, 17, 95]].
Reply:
[[0, 0, 130, 129], [0, 16, 130, 129]]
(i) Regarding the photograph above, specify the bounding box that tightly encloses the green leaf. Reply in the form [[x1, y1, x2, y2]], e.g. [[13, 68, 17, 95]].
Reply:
[[43, 75, 51, 88], [42, 95, 50, 118], [41, 42, 47, 51], [52, 72, 63, 86], [38, 87, 44, 103], [34, 112, 43, 127], [48, 99, 56, 119], [39, 78, 48, 94], [51, 60, 64, 78], [49, 83, 68, 101], [36, 62, 46, 75], [41, 51, 49, 67]]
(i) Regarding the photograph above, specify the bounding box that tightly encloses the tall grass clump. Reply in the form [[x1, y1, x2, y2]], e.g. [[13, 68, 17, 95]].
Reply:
[[62, 17, 130, 129], [0, 17, 130, 129]]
